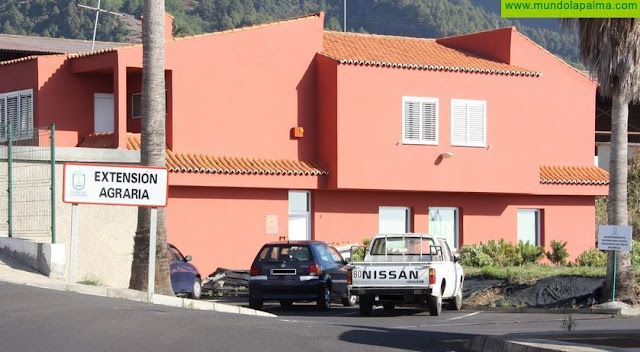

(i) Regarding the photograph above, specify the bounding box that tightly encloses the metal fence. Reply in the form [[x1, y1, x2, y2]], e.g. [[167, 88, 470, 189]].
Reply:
[[0, 124, 55, 243]]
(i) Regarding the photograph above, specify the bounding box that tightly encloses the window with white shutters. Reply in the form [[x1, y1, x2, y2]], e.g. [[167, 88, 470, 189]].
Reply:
[[451, 99, 486, 147], [0, 89, 34, 141], [402, 96, 438, 145]]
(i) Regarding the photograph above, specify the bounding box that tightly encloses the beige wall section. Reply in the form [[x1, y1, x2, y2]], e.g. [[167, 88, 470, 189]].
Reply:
[[0, 147, 140, 288], [54, 164, 138, 288]]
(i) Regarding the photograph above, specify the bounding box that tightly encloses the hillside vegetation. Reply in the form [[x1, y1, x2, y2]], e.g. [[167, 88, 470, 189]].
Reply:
[[0, 0, 580, 66]]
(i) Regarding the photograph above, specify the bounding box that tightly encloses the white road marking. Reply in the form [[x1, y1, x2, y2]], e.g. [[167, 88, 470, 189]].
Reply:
[[446, 311, 480, 321]]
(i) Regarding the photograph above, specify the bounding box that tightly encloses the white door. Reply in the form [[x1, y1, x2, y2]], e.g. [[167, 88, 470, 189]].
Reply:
[[288, 191, 310, 241], [94, 93, 114, 133], [288, 215, 309, 241]]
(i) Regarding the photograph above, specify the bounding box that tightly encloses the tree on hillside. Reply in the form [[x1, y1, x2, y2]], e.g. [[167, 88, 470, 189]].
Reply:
[[129, 0, 173, 296], [568, 19, 640, 303]]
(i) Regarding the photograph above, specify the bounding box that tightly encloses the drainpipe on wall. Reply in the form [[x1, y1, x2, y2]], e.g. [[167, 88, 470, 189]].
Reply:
[[7, 124, 11, 238], [50, 124, 56, 244]]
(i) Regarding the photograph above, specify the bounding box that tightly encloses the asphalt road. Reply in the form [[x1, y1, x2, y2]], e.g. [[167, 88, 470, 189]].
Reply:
[[1, 282, 638, 352]]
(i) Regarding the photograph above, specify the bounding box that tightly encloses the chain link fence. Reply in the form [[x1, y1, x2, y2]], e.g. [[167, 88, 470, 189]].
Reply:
[[0, 125, 55, 243]]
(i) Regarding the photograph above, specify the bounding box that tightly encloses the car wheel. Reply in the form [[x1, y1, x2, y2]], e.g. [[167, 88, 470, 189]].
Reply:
[[449, 286, 463, 311], [382, 303, 395, 311], [317, 285, 331, 311], [341, 295, 357, 307], [427, 295, 442, 316], [249, 298, 263, 310], [189, 277, 202, 300], [279, 300, 294, 308], [359, 295, 374, 317]]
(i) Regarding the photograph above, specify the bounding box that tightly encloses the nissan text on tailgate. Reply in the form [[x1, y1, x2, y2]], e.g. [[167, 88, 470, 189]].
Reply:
[[348, 233, 464, 316]]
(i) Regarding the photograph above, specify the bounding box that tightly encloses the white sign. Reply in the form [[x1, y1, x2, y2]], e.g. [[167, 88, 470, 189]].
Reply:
[[598, 225, 632, 251], [63, 163, 168, 207]]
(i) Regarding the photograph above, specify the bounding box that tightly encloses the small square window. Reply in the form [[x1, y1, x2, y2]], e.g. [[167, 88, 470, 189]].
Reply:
[[131, 93, 142, 119]]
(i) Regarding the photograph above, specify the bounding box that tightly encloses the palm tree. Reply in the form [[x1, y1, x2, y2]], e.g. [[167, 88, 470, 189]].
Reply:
[[129, 0, 174, 295], [568, 19, 640, 302]]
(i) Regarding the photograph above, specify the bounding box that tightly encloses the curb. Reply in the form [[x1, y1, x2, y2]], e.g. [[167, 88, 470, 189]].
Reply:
[[462, 305, 640, 317], [466, 335, 609, 352], [2, 278, 275, 318]]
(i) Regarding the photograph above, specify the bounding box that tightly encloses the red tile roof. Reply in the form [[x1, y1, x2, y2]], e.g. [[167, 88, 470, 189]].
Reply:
[[79, 133, 327, 176], [540, 166, 609, 185], [321, 31, 540, 77], [78, 132, 141, 150]]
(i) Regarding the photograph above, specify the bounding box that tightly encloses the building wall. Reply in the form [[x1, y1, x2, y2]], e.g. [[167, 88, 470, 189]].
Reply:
[[0, 58, 38, 94], [166, 186, 289, 276], [329, 56, 596, 194], [157, 14, 324, 160], [37, 56, 114, 147], [312, 190, 596, 261], [166, 185, 596, 272]]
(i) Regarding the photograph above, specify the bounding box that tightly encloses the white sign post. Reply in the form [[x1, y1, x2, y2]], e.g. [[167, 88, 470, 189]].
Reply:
[[598, 225, 633, 302], [63, 163, 168, 302]]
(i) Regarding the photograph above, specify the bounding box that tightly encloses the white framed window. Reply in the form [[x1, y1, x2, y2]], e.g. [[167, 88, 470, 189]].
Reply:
[[131, 91, 167, 118], [517, 209, 541, 246], [402, 96, 438, 145], [0, 89, 34, 141], [289, 191, 311, 241], [379, 206, 411, 234], [429, 207, 460, 249], [451, 99, 486, 147]]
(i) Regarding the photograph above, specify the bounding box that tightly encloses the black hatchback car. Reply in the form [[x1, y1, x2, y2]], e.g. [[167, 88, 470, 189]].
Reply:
[[248, 241, 355, 311]]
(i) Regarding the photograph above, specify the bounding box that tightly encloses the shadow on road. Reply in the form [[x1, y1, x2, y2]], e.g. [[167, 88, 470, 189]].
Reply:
[[338, 324, 476, 352]]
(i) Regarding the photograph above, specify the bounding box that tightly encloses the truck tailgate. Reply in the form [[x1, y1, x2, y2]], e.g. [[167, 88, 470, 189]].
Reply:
[[350, 262, 430, 287]]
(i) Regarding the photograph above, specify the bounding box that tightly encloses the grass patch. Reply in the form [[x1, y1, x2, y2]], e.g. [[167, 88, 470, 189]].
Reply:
[[463, 264, 606, 282]]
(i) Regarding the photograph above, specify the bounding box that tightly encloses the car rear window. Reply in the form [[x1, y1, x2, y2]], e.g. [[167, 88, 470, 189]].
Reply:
[[257, 245, 312, 262]]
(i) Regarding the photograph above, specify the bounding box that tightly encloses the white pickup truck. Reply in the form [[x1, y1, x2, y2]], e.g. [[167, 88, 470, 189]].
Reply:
[[348, 233, 464, 316]]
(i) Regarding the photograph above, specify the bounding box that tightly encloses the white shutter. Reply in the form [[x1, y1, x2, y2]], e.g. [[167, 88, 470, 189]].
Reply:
[[403, 100, 420, 142], [451, 101, 467, 145], [6, 94, 18, 138], [451, 99, 486, 147], [19, 91, 33, 139], [421, 100, 437, 143], [467, 101, 486, 147], [403, 97, 438, 145]]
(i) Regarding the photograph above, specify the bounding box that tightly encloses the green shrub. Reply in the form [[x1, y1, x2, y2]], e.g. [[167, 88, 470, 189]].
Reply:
[[546, 240, 569, 265], [460, 244, 494, 267], [350, 238, 371, 262], [576, 248, 607, 267], [516, 241, 545, 265], [460, 239, 544, 267], [632, 240, 640, 266]]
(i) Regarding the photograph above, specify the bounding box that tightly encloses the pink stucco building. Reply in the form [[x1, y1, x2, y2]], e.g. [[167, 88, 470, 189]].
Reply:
[[0, 13, 607, 275]]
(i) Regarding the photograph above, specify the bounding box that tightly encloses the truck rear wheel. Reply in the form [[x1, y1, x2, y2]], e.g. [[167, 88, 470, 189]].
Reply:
[[427, 295, 442, 316], [359, 295, 374, 317]]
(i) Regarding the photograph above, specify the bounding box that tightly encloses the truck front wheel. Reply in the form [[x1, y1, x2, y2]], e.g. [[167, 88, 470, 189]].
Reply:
[[427, 295, 442, 316], [359, 295, 374, 317]]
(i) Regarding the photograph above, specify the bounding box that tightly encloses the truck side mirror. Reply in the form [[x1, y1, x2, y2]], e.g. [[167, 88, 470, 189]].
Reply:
[[453, 254, 460, 262]]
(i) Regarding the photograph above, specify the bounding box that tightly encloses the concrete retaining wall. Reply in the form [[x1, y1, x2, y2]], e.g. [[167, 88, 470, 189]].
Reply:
[[0, 237, 65, 279], [0, 147, 140, 287]]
